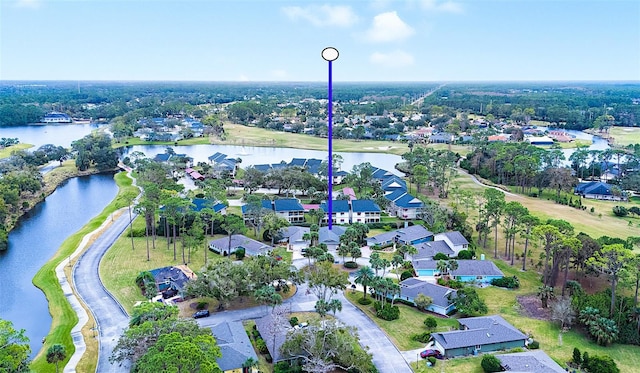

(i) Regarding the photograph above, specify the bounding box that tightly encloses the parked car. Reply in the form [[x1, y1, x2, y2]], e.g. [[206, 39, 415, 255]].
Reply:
[[193, 310, 210, 319], [420, 349, 443, 359]]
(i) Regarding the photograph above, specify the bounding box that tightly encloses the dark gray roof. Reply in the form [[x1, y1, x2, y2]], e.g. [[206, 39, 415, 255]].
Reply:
[[319, 226, 346, 244], [496, 350, 566, 373], [211, 321, 259, 371], [414, 241, 454, 259], [400, 278, 456, 308], [395, 225, 432, 244], [278, 226, 310, 244], [208, 234, 272, 256], [254, 314, 292, 362], [431, 315, 527, 350], [366, 230, 397, 246], [437, 231, 469, 246], [412, 259, 504, 277]]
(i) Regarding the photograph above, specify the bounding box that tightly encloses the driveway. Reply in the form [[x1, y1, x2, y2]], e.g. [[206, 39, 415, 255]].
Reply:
[[197, 265, 412, 373], [73, 212, 135, 372]]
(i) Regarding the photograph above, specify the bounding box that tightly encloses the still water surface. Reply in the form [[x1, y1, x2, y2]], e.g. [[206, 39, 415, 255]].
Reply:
[[0, 123, 103, 148], [0, 174, 118, 358]]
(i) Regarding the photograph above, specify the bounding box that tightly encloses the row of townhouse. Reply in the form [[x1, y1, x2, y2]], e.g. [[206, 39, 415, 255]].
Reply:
[[242, 198, 383, 225], [371, 167, 424, 220], [320, 199, 382, 224]]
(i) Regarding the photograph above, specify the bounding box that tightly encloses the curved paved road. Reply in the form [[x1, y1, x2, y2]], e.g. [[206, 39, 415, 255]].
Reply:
[[73, 212, 135, 372]]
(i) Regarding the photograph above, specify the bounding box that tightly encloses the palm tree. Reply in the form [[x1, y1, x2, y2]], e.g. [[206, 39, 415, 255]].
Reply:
[[538, 285, 555, 308], [242, 357, 258, 373], [436, 259, 448, 277], [354, 266, 375, 299], [337, 244, 350, 264], [391, 254, 404, 281], [46, 344, 66, 373], [447, 259, 459, 278]]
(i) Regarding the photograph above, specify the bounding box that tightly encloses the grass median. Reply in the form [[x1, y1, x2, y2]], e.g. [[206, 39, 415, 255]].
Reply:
[[30, 171, 139, 372]]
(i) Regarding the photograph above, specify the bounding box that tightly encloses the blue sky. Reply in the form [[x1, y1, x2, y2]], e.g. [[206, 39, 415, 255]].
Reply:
[[1, 0, 639, 81]]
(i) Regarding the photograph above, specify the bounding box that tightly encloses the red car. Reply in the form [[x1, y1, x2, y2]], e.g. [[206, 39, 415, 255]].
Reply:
[[420, 349, 444, 359]]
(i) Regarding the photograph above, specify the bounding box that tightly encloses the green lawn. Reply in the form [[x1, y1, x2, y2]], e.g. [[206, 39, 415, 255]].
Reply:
[[0, 143, 33, 158], [29, 171, 139, 372], [344, 290, 459, 351], [100, 218, 221, 313], [609, 126, 640, 147]]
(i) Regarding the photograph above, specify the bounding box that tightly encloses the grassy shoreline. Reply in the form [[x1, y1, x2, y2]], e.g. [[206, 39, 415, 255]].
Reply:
[[0, 143, 33, 159], [29, 172, 139, 372]]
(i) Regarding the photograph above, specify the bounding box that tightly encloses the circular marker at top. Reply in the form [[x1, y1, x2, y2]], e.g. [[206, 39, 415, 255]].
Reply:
[[322, 47, 339, 62]]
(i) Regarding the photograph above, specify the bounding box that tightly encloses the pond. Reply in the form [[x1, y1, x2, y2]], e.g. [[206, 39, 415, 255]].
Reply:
[[0, 123, 103, 148]]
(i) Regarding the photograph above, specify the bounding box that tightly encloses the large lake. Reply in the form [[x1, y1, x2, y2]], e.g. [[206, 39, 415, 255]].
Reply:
[[0, 174, 118, 358], [0, 123, 103, 148]]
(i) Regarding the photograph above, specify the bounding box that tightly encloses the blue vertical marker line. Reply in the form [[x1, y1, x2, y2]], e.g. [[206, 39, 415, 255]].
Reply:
[[328, 59, 333, 230], [321, 47, 338, 231]]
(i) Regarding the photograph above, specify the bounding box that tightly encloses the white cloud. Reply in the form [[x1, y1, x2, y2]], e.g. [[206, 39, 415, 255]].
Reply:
[[420, 0, 463, 13], [370, 50, 415, 67], [365, 11, 414, 43], [16, 0, 41, 9], [282, 5, 358, 27], [238, 74, 250, 82]]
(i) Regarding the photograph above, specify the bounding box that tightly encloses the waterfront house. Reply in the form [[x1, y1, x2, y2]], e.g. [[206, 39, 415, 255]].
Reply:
[[398, 278, 457, 316], [42, 111, 72, 123], [272, 199, 305, 224], [208, 235, 272, 256], [211, 321, 259, 373], [412, 259, 504, 284], [430, 315, 527, 358]]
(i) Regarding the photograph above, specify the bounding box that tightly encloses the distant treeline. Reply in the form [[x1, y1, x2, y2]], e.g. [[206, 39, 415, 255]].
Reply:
[[423, 83, 640, 130]]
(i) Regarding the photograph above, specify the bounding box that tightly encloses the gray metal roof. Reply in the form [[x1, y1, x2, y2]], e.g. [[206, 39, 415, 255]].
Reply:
[[395, 225, 432, 244], [399, 278, 456, 308], [414, 241, 454, 259], [254, 314, 292, 362], [211, 321, 259, 372], [208, 234, 272, 256], [496, 350, 566, 373], [437, 231, 469, 246], [412, 259, 504, 277], [431, 315, 526, 350]]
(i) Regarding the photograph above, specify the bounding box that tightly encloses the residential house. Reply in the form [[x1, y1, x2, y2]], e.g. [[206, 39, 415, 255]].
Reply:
[[496, 350, 566, 373], [149, 265, 196, 298], [414, 240, 455, 259], [254, 313, 295, 363], [381, 175, 407, 192], [366, 225, 433, 247], [277, 226, 310, 251], [241, 198, 305, 224], [319, 226, 347, 251], [350, 200, 381, 224], [398, 278, 457, 316], [207, 152, 239, 176], [434, 231, 470, 256], [429, 133, 454, 144], [385, 189, 424, 220], [371, 167, 396, 183], [575, 181, 626, 201], [191, 198, 227, 215], [412, 259, 504, 284], [273, 199, 305, 224], [342, 187, 357, 201], [211, 321, 259, 373], [430, 315, 528, 358], [208, 235, 272, 256], [487, 134, 511, 142], [527, 136, 554, 146]]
